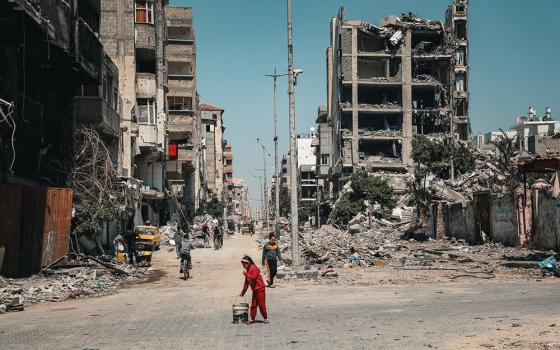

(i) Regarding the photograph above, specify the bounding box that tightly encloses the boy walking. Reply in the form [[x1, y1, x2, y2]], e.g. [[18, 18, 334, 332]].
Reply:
[[262, 233, 281, 287]]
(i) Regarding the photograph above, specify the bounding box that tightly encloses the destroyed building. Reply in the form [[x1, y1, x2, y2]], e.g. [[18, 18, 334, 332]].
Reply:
[[0, 0, 108, 276], [325, 0, 470, 194], [164, 6, 200, 220], [200, 103, 226, 203]]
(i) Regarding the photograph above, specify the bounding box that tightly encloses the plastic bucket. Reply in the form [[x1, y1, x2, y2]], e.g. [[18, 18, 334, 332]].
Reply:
[[232, 302, 249, 324]]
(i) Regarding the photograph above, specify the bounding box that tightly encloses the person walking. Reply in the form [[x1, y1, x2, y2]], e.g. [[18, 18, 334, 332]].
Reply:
[[213, 223, 223, 250], [239, 256, 268, 324], [123, 229, 139, 264], [262, 233, 281, 287], [202, 223, 210, 248]]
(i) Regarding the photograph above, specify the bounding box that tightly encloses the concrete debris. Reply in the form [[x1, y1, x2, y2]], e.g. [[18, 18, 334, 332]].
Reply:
[[0, 259, 150, 308]]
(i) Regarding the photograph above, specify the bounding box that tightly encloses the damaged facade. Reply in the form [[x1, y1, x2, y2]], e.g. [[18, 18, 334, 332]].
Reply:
[[325, 0, 470, 195], [0, 0, 108, 276], [200, 103, 225, 203], [164, 6, 200, 220]]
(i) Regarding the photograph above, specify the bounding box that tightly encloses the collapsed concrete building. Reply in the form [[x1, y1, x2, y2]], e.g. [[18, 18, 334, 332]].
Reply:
[[200, 103, 225, 203], [164, 6, 200, 219], [325, 0, 470, 194]]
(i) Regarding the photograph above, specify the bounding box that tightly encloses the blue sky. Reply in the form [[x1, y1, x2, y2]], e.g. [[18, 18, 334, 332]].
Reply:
[[170, 0, 560, 210]]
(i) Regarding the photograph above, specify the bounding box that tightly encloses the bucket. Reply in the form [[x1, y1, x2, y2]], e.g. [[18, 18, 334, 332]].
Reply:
[[232, 299, 249, 324]]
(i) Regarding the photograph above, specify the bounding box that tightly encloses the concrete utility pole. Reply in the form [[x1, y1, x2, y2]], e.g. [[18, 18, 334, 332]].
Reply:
[[265, 69, 288, 236], [287, 0, 299, 266], [256, 139, 269, 230], [254, 175, 264, 223]]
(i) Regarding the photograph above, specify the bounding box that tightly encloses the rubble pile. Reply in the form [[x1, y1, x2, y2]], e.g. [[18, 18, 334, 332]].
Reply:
[[0, 260, 149, 310], [446, 157, 510, 197]]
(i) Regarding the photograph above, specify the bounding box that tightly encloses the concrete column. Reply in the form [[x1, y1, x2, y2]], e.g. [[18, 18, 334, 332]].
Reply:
[[401, 30, 413, 168], [351, 27, 359, 165]]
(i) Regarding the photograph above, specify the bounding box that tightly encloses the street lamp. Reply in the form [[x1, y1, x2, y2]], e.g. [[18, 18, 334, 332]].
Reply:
[[265, 68, 302, 236], [256, 138, 271, 230]]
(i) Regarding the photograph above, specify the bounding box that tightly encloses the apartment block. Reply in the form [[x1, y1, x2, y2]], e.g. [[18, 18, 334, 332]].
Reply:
[[223, 143, 234, 202], [165, 6, 199, 219], [230, 178, 250, 223], [200, 103, 225, 202], [101, 0, 169, 225], [326, 0, 470, 191]]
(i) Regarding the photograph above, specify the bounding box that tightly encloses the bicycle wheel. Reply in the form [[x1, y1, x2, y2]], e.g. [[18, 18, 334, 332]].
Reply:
[[183, 260, 189, 279]]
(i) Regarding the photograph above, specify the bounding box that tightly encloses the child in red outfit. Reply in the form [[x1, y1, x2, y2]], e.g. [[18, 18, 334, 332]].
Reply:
[[240, 255, 269, 324]]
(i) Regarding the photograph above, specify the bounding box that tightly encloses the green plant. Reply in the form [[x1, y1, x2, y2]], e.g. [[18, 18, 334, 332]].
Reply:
[[329, 193, 365, 226]]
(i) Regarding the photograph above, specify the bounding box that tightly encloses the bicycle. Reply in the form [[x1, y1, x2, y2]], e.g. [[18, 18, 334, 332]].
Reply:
[[181, 254, 192, 280]]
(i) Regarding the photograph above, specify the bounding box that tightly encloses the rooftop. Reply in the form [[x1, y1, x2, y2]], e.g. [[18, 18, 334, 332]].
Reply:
[[199, 103, 224, 112]]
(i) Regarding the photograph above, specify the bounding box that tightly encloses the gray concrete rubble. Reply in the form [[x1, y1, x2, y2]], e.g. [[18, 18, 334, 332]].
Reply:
[[0, 259, 150, 311]]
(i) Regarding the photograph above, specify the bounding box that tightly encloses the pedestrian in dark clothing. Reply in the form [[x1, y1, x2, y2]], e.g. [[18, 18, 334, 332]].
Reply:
[[240, 255, 268, 324], [262, 233, 281, 287], [213, 224, 223, 250], [249, 221, 255, 236], [202, 223, 210, 247], [124, 229, 139, 264]]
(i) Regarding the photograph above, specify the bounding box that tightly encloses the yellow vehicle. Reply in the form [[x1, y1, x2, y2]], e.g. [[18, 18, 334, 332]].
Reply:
[[134, 225, 161, 252]]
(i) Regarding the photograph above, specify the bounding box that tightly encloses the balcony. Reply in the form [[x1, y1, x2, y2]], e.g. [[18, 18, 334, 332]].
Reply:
[[73, 97, 120, 138], [138, 124, 158, 150], [74, 18, 103, 82], [135, 23, 156, 51], [136, 73, 156, 98], [225, 165, 233, 174]]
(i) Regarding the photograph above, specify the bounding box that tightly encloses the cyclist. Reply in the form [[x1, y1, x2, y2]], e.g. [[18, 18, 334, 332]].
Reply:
[[179, 233, 194, 274]]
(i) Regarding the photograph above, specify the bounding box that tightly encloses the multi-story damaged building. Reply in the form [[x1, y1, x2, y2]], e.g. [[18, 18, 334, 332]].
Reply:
[[326, 0, 470, 192], [223, 143, 234, 203], [164, 6, 199, 219], [200, 103, 225, 203]]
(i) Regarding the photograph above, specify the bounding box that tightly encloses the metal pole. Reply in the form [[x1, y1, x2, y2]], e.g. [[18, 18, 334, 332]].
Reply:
[[273, 70, 280, 235], [265, 70, 287, 236], [287, 0, 299, 266], [262, 145, 268, 230]]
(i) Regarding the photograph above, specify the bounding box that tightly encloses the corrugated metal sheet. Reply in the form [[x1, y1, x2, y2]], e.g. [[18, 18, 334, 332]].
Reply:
[[0, 184, 23, 276], [0, 184, 72, 277], [40, 188, 73, 268]]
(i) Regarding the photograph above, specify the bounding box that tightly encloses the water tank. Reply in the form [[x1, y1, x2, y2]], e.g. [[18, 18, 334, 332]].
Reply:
[[528, 106, 536, 120], [544, 107, 552, 120]]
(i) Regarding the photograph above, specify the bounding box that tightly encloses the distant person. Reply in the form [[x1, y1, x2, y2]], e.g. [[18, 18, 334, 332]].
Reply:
[[239, 255, 268, 324], [249, 220, 255, 236], [202, 223, 210, 247], [237, 222, 242, 234], [262, 233, 282, 288], [124, 229, 139, 264], [213, 223, 223, 250]]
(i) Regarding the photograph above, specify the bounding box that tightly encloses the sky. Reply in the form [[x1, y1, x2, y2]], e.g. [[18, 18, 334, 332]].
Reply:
[[170, 0, 560, 210]]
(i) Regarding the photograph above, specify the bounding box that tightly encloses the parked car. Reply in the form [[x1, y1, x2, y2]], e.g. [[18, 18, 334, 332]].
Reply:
[[134, 225, 161, 250]]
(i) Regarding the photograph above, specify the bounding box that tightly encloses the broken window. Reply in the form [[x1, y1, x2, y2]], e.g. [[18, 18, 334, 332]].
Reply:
[[455, 73, 466, 92], [341, 112, 353, 130], [358, 140, 402, 161], [168, 26, 193, 42], [77, 84, 99, 97], [78, 0, 100, 33], [455, 47, 466, 66], [358, 113, 402, 131], [135, 1, 154, 24], [136, 50, 156, 73], [455, 20, 467, 40], [321, 154, 329, 165], [168, 96, 193, 111], [358, 85, 402, 107], [358, 58, 385, 79], [455, 99, 468, 117], [206, 124, 215, 132], [168, 61, 192, 77], [137, 98, 156, 124], [412, 32, 444, 55], [412, 86, 445, 109], [357, 31, 385, 52]]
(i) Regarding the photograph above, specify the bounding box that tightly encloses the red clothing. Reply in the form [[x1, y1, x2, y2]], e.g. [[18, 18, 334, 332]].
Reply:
[[250, 290, 267, 320], [241, 264, 266, 295]]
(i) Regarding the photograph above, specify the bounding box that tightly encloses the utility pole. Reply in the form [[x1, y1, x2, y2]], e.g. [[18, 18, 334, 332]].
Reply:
[[254, 175, 264, 224], [265, 69, 287, 236], [256, 139, 269, 230], [287, 0, 299, 266]]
